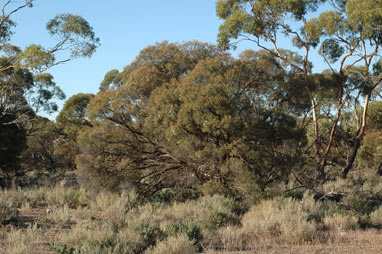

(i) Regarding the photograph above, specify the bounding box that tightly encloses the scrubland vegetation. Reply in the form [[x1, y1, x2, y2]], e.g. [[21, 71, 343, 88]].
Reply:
[[2, 169, 382, 253], [3, 0, 382, 253]]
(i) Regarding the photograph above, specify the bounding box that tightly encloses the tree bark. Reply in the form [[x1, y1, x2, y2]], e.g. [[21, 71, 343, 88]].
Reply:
[[342, 135, 361, 179], [377, 162, 382, 176]]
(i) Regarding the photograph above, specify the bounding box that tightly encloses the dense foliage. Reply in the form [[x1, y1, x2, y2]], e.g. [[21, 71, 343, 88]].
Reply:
[[1, 1, 382, 221], [2, 1, 382, 253]]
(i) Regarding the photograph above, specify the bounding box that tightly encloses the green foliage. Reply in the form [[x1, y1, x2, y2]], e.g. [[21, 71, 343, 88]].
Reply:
[[77, 41, 307, 197], [99, 69, 121, 92], [56, 93, 94, 138], [134, 222, 164, 247], [0, 2, 99, 184], [367, 101, 382, 130], [358, 132, 382, 170], [215, 0, 382, 180], [77, 41, 225, 194], [19, 44, 55, 72], [319, 39, 345, 64], [46, 13, 100, 59], [20, 117, 63, 184], [346, 0, 382, 38], [163, 223, 203, 248], [216, 0, 325, 50], [0, 201, 17, 224]]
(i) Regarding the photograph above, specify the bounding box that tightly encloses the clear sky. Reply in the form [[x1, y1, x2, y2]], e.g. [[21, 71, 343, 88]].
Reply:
[[9, 0, 226, 118], [9, 0, 327, 119]]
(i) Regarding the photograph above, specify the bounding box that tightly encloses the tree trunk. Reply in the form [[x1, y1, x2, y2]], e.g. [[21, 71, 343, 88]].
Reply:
[[377, 162, 382, 176], [311, 97, 320, 156], [342, 135, 361, 179], [343, 93, 371, 178]]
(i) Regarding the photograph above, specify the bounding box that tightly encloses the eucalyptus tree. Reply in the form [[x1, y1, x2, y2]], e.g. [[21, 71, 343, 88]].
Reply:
[[77, 42, 307, 200], [56, 93, 95, 138], [77, 41, 223, 194], [0, 0, 100, 126], [0, 0, 99, 186], [216, 0, 382, 178]]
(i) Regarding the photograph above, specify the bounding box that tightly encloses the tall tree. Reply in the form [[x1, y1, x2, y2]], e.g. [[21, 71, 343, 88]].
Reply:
[[77, 42, 307, 200], [77, 41, 222, 194], [0, 0, 99, 186], [56, 93, 95, 138], [216, 0, 382, 179], [0, 1, 100, 126]]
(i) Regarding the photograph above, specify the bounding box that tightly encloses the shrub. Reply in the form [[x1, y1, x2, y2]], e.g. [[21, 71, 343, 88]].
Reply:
[[46, 205, 74, 225], [134, 221, 164, 247], [6, 224, 44, 254], [217, 226, 248, 251], [145, 234, 197, 254], [45, 185, 90, 209], [162, 222, 203, 251], [323, 212, 359, 232], [53, 223, 115, 254], [242, 196, 319, 244], [90, 191, 138, 231], [0, 201, 18, 224], [114, 227, 146, 254], [370, 205, 382, 226], [53, 222, 97, 250], [0, 188, 27, 207], [161, 195, 241, 230]]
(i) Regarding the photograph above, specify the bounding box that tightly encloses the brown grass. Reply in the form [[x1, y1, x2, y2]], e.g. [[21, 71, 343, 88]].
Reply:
[[1, 187, 382, 254], [205, 229, 382, 254]]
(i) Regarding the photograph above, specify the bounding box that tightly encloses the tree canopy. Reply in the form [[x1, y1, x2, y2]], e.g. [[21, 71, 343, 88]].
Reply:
[[3, 1, 382, 209], [216, 0, 382, 179], [0, 0, 99, 187]]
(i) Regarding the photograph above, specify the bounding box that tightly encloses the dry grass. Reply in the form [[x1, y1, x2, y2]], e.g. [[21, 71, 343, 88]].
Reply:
[[1, 185, 382, 253], [204, 229, 382, 254], [323, 213, 359, 232], [3, 224, 47, 254], [145, 234, 197, 254], [241, 196, 319, 244], [370, 205, 382, 226]]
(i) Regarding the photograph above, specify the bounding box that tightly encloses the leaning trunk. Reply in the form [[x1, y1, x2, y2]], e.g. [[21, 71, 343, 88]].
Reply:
[[342, 93, 371, 178], [342, 135, 361, 178]]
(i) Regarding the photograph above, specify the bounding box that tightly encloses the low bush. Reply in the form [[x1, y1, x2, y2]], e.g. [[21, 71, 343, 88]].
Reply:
[[145, 234, 197, 254], [162, 222, 203, 251], [114, 227, 146, 254], [242, 196, 320, 244], [90, 190, 138, 231], [46, 205, 74, 225], [53, 223, 115, 253], [45, 185, 90, 209], [370, 205, 382, 226], [6, 224, 45, 254], [217, 226, 248, 251], [0, 201, 18, 224], [323, 212, 359, 232]]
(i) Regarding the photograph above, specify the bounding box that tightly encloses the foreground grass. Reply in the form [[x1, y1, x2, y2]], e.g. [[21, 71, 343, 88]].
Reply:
[[1, 180, 382, 253]]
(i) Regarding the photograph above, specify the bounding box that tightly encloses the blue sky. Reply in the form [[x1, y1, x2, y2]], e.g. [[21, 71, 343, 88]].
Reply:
[[10, 0, 328, 119], [9, 0, 225, 118]]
